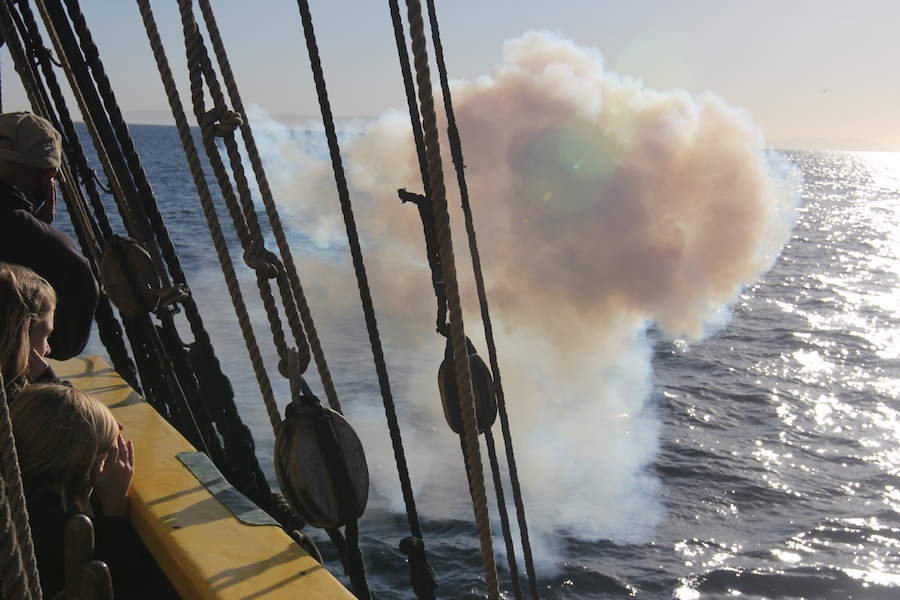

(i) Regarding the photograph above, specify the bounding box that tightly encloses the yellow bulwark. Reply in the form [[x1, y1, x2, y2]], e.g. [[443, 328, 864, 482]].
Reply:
[[51, 355, 356, 600]]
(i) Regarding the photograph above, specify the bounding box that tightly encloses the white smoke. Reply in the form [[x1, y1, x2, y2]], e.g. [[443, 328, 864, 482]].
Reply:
[[249, 30, 800, 571]]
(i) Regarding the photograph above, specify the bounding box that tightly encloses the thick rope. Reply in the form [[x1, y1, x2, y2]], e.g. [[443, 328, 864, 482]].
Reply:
[[11, 0, 140, 393], [56, 11, 216, 432], [60, 0, 246, 435], [35, 1, 144, 250], [196, 0, 335, 401], [294, 0, 437, 564], [388, 1, 447, 335], [404, 1, 499, 597], [16, 2, 105, 261], [188, 34, 301, 397], [180, 2, 320, 429], [0, 476, 32, 600], [0, 380, 41, 599], [483, 428, 522, 598], [139, 0, 305, 534], [183, 10, 308, 390], [139, 0, 282, 432], [291, 0, 438, 540], [35, 0, 278, 527], [0, 2, 47, 124], [39, 0, 220, 463], [180, 3, 291, 429], [61, 0, 189, 288], [423, 1, 540, 596]]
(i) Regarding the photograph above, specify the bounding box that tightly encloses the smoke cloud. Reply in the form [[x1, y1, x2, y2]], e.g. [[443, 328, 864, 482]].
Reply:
[[250, 30, 800, 568]]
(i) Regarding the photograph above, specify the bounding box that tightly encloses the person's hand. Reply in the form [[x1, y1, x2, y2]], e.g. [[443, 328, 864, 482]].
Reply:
[[92, 434, 135, 517], [33, 177, 57, 224], [26, 347, 50, 382]]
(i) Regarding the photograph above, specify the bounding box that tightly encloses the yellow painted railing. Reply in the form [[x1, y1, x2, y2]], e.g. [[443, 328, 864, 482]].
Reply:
[[51, 355, 355, 600]]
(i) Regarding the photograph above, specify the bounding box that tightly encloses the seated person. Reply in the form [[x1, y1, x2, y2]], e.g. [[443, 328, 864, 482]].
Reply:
[[10, 383, 177, 599], [0, 262, 58, 398]]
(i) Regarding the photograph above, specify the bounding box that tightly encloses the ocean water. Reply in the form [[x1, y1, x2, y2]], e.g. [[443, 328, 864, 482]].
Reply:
[[68, 124, 900, 599]]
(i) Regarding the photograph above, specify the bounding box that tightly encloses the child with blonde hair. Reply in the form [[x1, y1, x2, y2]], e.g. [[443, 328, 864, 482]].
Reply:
[[11, 383, 138, 597], [0, 261, 57, 397]]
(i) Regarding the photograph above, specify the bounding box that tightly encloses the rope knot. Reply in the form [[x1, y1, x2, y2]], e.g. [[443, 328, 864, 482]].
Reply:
[[33, 46, 62, 67], [243, 243, 280, 279], [200, 108, 244, 137]]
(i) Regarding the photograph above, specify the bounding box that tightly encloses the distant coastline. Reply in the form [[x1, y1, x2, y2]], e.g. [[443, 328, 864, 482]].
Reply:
[[122, 109, 376, 133], [120, 110, 900, 154]]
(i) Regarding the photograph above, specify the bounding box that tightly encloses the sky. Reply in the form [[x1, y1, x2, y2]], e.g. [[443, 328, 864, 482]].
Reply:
[[1, 0, 899, 150]]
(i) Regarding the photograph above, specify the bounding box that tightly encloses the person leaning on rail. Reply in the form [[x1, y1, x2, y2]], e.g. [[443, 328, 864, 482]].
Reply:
[[0, 111, 99, 360]]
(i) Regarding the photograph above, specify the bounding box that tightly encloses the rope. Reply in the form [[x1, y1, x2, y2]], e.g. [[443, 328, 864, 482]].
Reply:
[[292, 1, 443, 597], [139, 0, 308, 535], [483, 429, 522, 599], [0, 476, 32, 600], [10, 0, 140, 393], [25, 0, 282, 530], [38, 0, 219, 464], [388, 0, 447, 334], [184, 22, 304, 393], [0, 379, 41, 599], [174, 1, 284, 431], [404, 1, 499, 597], [0, 2, 47, 120], [423, 1, 540, 595], [181, 1, 321, 446], [196, 0, 332, 399]]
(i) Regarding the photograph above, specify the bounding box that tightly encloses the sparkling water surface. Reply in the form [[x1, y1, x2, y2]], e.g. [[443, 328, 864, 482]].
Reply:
[[70, 125, 900, 598]]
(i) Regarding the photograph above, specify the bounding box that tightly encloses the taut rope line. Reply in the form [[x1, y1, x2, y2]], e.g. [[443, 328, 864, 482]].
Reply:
[[0, 379, 41, 599], [405, 0, 500, 597], [423, 0, 541, 595]]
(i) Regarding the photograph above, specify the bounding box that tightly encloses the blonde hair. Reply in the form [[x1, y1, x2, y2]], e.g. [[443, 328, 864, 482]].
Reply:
[[11, 383, 119, 513], [0, 262, 56, 393]]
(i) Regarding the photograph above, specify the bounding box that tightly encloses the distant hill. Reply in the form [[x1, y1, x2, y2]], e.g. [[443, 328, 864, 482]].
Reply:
[[123, 110, 177, 126], [123, 110, 376, 131]]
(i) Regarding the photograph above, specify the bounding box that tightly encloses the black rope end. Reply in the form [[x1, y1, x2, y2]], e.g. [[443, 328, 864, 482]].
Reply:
[[400, 536, 438, 599]]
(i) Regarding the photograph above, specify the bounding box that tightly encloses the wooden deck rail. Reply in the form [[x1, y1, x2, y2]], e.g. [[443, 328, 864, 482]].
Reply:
[[51, 355, 355, 600]]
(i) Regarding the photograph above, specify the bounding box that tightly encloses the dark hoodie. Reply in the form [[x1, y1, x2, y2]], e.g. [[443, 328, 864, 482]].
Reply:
[[0, 180, 99, 359]]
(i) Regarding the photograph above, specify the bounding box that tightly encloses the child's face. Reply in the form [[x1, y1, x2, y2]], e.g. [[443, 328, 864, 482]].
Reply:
[[30, 316, 53, 359]]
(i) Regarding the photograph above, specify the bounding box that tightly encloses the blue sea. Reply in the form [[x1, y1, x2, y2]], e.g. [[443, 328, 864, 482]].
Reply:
[[67, 124, 900, 599]]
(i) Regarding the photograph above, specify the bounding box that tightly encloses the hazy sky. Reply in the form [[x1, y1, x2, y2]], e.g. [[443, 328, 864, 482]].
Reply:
[[2, 0, 898, 149]]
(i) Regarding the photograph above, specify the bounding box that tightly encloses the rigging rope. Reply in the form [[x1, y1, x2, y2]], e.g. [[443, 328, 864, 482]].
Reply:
[[403, 0, 499, 597], [422, 1, 540, 596], [387, 0, 447, 335], [136, 0, 283, 432], [196, 0, 340, 405], [35, 0, 207, 441], [292, 0, 439, 597], [0, 379, 41, 600], [0, 0, 140, 394], [1, 0, 538, 597], [5, 0, 294, 540], [138, 0, 307, 537]]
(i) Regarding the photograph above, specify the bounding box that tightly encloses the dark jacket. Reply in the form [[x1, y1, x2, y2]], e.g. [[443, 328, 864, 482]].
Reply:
[[23, 484, 179, 599], [0, 180, 99, 359], [25, 484, 138, 598]]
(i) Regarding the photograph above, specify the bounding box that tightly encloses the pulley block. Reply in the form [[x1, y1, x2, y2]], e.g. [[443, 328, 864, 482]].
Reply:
[[274, 396, 369, 529], [438, 338, 498, 435]]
